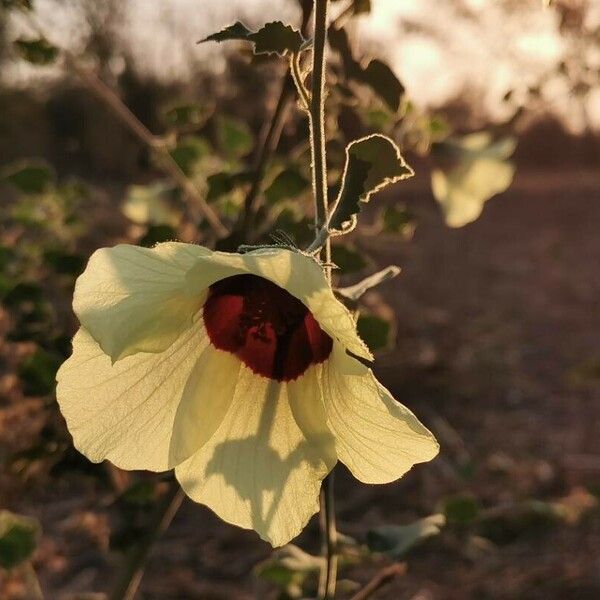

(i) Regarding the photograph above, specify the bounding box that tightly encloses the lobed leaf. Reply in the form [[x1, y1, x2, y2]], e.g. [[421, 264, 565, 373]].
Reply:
[[328, 134, 413, 234], [200, 21, 305, 57]]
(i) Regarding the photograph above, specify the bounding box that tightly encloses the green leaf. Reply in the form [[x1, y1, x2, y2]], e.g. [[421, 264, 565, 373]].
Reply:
[[443, 495, 480, 526], [328, 134, 413, 234], [18, 349, 61, 396], [431, 134, 516, 227], [164, 103, 212, 129], [331, 244, 367, 273], [122, 182, 180, 226], [1, 282, 42, 307], [382, 205, 416, 238], [216, 116, 253, 158], [337, 265, 400, 302], [168, 135, 210, 175], [269, 208, 313, 246], [14, 37, 59, 65], [357, 314, 392, 352], [3, 162, 54, 194], [0, 511, 41, 570], [206, 171, 251, 202], [201, 21, 305, 56], [367, 514, 445, 559], [360, 59, 404, 113], [328, 26, 403, 111], [264, 168, 309, 205]]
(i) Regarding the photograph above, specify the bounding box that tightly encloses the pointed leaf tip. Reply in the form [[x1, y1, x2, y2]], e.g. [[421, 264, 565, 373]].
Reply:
[[200, 21, 305, 56], [328, 134, 413, 234]]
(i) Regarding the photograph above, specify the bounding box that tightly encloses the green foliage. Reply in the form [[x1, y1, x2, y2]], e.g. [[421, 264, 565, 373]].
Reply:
[[381, 205, 415, 237], [331, 244, 367, 273], [0, 511, 40, 570], [216, 116, 254, 158], [14, 37, 59, 65], [357, 314, 392, 352], [169, 135, 211, 175], [18, 348, 62, 396], [443, 494, 480, 526], [329, 135, 413, 234], [164, 103, 212, 129], [328, 26, 403, 111], [264, 168, 309, 205], [432, 133, 516, 227], [367, 514, 445, 558], [201, 21, 306, 56], [3, 162, 54, 194]]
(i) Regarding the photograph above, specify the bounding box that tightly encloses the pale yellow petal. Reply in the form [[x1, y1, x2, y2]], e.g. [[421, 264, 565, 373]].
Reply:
[[175, 365, 334, 546], [185, 247, 372, 361], [56, 320, 235, 471], [322, 345, 439, 484], [74, 242, 209, 361]]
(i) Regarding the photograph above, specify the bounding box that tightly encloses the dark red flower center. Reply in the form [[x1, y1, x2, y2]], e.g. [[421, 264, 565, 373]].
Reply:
[[203, 274, 333, 381]]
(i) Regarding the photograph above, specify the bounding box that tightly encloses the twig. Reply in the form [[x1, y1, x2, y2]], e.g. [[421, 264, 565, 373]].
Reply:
[[109, 484, 185, 600], [16, 10, 228, 239], [318, 473, 338, 599], [310, 0, 331, 233], [63, 55, 228, 238], [349, 563, 407, 600], [239, 72, 295, 236]]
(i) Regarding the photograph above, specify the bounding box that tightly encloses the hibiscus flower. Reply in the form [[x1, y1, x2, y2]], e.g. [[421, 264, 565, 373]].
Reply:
[[57, 243, 438, 546]]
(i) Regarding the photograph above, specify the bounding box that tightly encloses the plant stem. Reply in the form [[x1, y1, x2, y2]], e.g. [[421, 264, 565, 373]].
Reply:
[[309, 2, 336, 595], [310, 0, 330, 232], [17, 6, 229, 239], [64, 55, 229, 239], [109, 484, 185, 600], [318, 473, 338, 599]]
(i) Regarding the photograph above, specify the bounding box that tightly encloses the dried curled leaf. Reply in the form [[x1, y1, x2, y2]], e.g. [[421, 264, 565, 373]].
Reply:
[[328, 134, 413, 234], [200, 21, 305, 56]]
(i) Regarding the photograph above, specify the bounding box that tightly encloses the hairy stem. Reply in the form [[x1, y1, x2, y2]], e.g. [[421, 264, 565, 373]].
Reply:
[[309, 1, 337, 597], [109, 484, 185, 600], [318, 473, 338, 599], [310, 0, 330, 232]]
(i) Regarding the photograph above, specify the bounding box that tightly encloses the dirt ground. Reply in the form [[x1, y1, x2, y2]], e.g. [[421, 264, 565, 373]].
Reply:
[[1, 165, 600, 599]]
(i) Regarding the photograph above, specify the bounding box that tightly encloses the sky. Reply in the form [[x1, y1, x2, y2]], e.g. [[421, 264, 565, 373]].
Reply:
[[7, 0, 600, 132]]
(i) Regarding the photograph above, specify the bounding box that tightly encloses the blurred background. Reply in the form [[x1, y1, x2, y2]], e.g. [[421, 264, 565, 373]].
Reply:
[[1, 0, 599, 598]]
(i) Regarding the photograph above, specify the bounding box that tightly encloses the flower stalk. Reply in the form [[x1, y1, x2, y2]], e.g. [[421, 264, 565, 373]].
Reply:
[[309, 0, 338, 597]]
